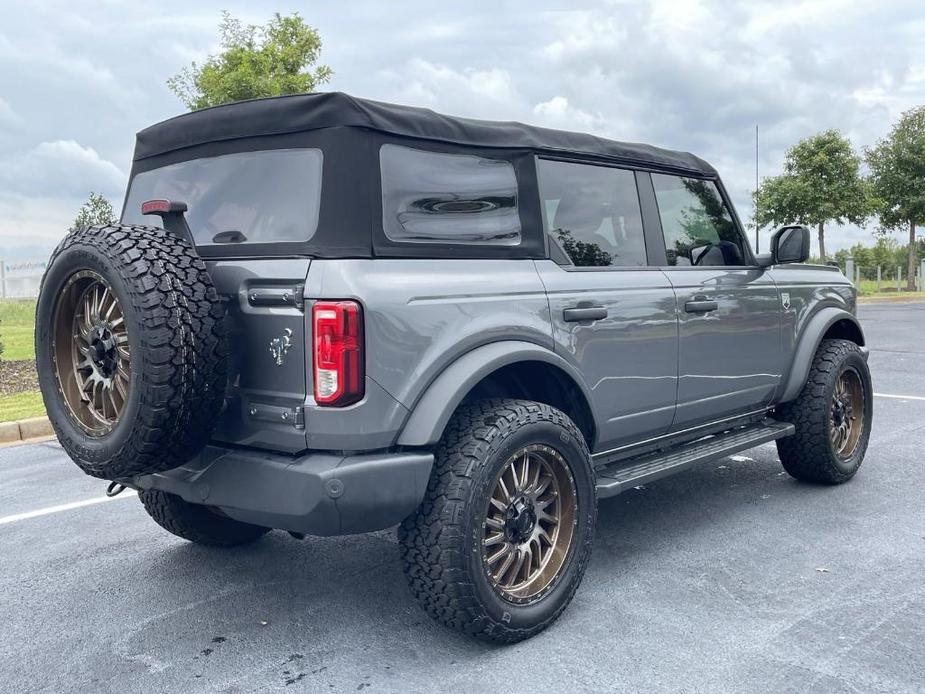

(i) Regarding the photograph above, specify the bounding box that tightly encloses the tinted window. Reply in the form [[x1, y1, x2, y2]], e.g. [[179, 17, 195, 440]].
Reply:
[[537, 159, 646, 267], [380, 144, 520, 245], [651, 174, 746, 266], [123, 149, 323, 247]]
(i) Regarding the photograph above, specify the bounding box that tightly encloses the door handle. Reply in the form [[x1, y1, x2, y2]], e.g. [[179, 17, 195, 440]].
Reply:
[[684, 297, 718, 313], [563, 305, 608, 322]]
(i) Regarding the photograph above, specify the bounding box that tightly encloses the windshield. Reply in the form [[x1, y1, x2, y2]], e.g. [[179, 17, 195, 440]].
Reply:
[[122, 148, 323, 248]]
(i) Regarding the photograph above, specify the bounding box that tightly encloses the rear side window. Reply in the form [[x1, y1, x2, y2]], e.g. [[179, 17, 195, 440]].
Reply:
[[379, 144, 521, 246], [122, 148, 323, 248], [651, 173, 745, 266], [537, 159, 646, 267]]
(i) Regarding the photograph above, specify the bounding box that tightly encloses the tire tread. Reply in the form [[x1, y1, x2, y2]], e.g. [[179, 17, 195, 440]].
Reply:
[[38, 224, 227, 479], [776, 338, 869, 484], [398, 398, 595, 643], [139, 490, 269, 547]]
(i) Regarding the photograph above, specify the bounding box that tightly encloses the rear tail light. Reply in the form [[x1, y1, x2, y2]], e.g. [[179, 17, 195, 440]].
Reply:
[[312, 300, 364, 406]]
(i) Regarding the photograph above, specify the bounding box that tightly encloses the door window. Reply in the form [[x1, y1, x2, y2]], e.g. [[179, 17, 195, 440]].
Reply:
[[651, 173, 746, 266], [537, 159, 646, 267]]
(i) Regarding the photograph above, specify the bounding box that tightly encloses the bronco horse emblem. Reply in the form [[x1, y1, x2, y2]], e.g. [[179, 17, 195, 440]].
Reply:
[[269, 328, 293, 366]]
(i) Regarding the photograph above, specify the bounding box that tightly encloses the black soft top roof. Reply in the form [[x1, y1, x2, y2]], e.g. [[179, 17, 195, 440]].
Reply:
[[133, 92, 716, 176]]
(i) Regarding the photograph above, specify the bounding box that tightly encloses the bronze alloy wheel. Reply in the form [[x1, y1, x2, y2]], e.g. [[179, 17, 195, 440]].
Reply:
[[52, 270, 131, 436], [830, 367, 865, 459], [481, 444, 578, 604]]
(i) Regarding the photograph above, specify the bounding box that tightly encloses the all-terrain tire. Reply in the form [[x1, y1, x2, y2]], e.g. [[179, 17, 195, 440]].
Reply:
[[139, 490, 270, 546], [775, 339, 872, 484], [398, 399, 596, 643], [35, 224, 228, 479]]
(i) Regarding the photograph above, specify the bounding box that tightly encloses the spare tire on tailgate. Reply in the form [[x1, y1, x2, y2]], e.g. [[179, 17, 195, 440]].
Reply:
[[35, 224, 228, 479]]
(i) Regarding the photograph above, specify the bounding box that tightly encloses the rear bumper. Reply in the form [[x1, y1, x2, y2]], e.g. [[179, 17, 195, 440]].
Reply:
[[131, 446, 434, 536]]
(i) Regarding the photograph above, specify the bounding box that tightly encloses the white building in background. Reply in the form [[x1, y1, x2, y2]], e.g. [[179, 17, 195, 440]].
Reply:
[[1, 260, 46, 298]]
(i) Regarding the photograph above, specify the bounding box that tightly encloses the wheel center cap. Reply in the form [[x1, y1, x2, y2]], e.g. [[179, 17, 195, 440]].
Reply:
[[505, 497, 536, 544], [90, 325, 116, 375]]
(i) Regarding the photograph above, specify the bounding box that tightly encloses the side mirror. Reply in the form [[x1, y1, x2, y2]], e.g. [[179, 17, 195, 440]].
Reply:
[[770, 225, 810, 265]]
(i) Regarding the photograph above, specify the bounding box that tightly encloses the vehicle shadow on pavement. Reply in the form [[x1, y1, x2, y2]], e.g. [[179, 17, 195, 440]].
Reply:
[[131, 445, 817, 652], [11, 443, 902, 693]]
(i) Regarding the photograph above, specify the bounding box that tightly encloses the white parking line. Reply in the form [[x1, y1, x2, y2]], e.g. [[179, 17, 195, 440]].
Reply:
[[874, 392, 925, 402], [1, 393, 921, 526], [0, 490, 136, 526]]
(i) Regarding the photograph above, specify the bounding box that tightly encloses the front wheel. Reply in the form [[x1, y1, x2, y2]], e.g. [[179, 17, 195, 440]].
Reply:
[[776, 339, 873, 484], [398, 399, 596, 643]]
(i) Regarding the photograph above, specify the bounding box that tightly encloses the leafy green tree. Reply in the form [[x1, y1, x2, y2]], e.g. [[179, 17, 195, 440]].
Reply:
[[847, 243, 872, 270], [554, 229, 612, 266], [71, 192, 116, 232], [865, 106, 925, 291], [869, 235, 900, 271], [168, 11, 333, 111], [754, 130, 871, 261], [833, 247, 850, 271]]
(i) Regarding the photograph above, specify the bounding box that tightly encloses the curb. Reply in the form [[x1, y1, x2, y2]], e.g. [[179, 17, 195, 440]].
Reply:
[[858, 294, 925, 304], [0, 416, 54, 445]]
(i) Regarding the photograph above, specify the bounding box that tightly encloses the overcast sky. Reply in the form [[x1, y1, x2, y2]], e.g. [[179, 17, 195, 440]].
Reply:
[[1, 0, 923, 261]]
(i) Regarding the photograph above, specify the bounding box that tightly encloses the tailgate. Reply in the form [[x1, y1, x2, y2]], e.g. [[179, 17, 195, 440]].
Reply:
[[206, 258, 310, 452]]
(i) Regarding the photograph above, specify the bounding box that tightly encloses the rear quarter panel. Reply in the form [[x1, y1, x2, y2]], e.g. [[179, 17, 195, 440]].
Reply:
[[303, 258, 554, 415]]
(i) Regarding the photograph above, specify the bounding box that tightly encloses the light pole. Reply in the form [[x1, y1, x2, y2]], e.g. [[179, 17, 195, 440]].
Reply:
[[754, 124, 759, 254]]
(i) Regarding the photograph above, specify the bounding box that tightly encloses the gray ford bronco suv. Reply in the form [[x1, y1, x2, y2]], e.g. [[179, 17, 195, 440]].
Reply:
[[35, 92, 872, 642]]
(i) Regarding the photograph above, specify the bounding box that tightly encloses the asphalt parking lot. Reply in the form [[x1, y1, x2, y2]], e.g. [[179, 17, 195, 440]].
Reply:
[[1, 301, 923, 694]]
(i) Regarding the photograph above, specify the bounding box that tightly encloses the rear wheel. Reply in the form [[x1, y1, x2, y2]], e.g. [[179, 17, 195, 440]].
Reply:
[[398, 399, 596, 643], [139, 490, 270, 547], [776, 339, 872, 484]]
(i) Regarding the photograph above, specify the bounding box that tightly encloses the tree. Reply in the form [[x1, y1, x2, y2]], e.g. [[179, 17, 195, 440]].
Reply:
[[554, 229, 612, 266], [865, 106, 925, 291], [869, 235, 900, 271], [754, 130, 871, 262], [71, 192, 116, 232], [167, 11, 333, 111], [847, 243, 872, 272]]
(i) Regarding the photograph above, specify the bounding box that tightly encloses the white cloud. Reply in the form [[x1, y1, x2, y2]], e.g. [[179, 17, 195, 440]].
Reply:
[[0, 192, 87, 256], [532, 96, 605, 132], [0, 141, 126, 257], [380, 59, 521, 117], [0, 96, 20, 126], [0, 140, 126, 199], [0, 0, 923, 260]]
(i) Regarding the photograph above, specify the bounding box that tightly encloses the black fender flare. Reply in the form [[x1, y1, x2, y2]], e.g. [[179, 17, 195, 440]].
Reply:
[[396, 340, 595, 447], [777, 307, 866, 403]]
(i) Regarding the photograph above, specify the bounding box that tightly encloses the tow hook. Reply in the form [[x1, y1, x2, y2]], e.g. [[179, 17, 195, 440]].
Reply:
[[106, 481, 128, 498]]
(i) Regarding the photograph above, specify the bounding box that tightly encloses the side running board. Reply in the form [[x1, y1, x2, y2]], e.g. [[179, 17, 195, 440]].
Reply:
[[595, 419, 795, 499]]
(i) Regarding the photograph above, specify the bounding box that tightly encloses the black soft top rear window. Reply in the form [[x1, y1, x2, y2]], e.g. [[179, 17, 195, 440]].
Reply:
[[122, 148, 322, 249]]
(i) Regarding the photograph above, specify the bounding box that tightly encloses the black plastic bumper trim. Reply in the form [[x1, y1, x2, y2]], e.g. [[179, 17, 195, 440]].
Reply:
[[132, 446, 434, 536]]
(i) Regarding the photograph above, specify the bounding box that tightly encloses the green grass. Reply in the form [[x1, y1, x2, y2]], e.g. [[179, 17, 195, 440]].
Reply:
[[855, 278, 921, 296], [0, 299, 36, 361], [854, 279, 924, 299], [0, 391, 45, 422]]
